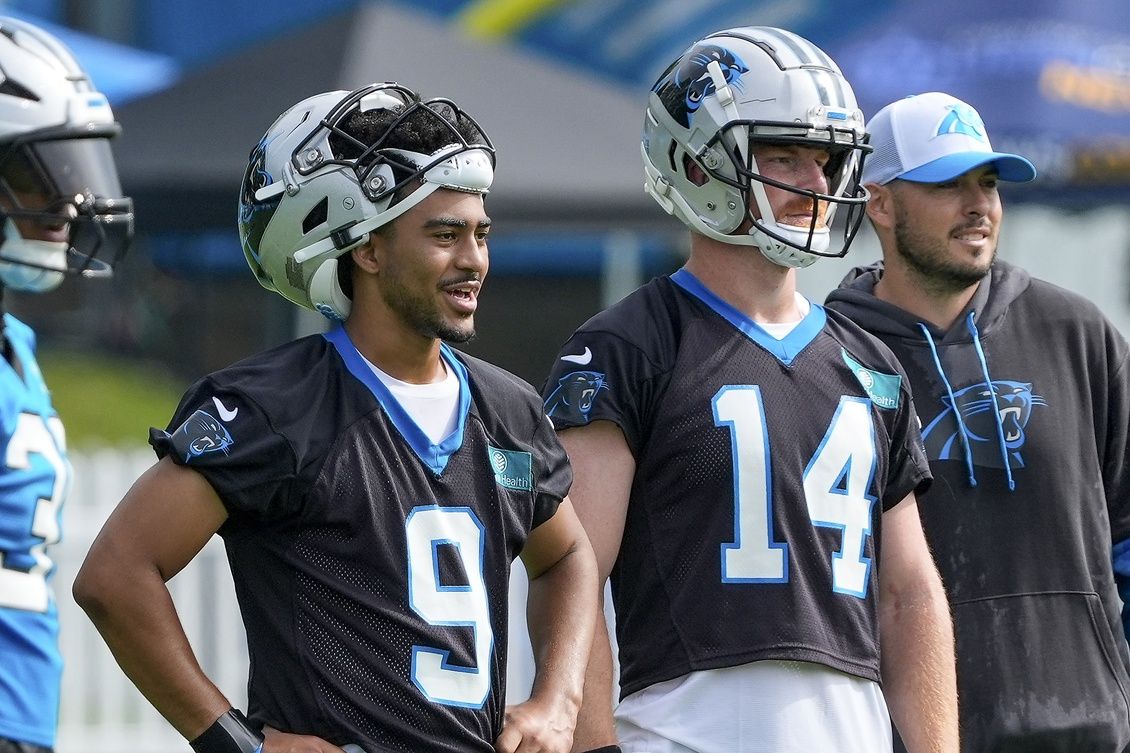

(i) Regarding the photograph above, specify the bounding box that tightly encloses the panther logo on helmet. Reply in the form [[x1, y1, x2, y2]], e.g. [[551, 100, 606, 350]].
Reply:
[[641, 26, 871, 269], [237, 134, 280, 271], [653, 44, 749, 128], [0, 16, 133, 293]]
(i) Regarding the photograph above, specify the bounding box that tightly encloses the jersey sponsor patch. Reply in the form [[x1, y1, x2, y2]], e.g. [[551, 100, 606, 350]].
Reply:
[[169, 409, 235, 462], [842, 350, 901, 410], [487, 445, 532, 491]]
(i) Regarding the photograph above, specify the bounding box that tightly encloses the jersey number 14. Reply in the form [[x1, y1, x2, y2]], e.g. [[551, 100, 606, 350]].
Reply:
[[714, 387, 875, 597]]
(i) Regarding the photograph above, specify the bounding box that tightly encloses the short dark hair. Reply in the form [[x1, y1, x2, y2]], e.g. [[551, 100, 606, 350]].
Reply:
[[330, 102, 484, 184], [329, 96, 487, 300]]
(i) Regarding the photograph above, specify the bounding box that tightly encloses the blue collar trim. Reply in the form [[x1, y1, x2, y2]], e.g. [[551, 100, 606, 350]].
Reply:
[[324, 326, 470, 475], [670, 267, 825, 365]]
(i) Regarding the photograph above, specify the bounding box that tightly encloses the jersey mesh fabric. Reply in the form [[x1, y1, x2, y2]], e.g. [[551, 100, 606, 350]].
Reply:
[[0, 315, 66, 748], [151, 332, 569, 751], [543, 273, 929, 700]]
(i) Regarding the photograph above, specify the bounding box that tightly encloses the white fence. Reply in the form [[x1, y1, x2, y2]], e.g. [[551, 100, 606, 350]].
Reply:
[[54, 449, 546, 753]]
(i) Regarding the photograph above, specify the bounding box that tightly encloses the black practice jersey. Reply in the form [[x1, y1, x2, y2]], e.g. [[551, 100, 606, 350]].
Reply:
[[150, 325, 570, 753], [542, 269, 930, 699]]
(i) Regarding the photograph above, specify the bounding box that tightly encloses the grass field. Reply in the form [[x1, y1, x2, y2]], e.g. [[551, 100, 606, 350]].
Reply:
[[36, 349, 187, 449]]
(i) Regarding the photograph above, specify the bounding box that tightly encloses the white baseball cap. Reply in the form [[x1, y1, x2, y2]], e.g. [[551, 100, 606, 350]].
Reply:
[[860, 92, 1036, 186]]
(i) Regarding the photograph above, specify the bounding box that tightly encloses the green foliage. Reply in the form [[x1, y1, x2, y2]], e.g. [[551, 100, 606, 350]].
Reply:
[[36, 349, 186, 449]]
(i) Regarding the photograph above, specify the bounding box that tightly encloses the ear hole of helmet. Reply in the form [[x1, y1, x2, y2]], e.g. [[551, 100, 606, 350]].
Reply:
[[302, 197, 328, 235], [682, 154, 709, 187]]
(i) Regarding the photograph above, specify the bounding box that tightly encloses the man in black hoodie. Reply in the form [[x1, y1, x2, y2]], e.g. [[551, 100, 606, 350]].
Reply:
[[826, 91, 1130, 752]]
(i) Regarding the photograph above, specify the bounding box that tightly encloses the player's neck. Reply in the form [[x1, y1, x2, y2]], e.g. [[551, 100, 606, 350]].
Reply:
[[686, 237, 800, 324], [873, 258, 981, 332], [342, 317, 446, 384]]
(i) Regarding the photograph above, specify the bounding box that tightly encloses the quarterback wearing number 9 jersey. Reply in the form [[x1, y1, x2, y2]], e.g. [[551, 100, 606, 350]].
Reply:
[[149, 329, 568, 750], [75, 82, 596, 753]]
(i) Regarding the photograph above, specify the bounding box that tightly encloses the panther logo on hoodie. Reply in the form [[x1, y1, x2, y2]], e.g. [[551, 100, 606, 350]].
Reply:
[[920, 380, 1045, 468]]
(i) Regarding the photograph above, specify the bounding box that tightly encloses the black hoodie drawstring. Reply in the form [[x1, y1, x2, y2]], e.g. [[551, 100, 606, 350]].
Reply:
[[966, 312, 1016, 491], [918, 323, 978, 488]]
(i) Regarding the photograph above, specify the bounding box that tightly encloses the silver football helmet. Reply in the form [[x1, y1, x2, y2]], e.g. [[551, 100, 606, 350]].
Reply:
[[0, 16, 133, 293], [642, 26, 870, 268], [238, 82, 495, 321]]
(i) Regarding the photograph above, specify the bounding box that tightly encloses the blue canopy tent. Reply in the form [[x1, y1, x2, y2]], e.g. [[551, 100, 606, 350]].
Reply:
[[3, 8, 179, 105]]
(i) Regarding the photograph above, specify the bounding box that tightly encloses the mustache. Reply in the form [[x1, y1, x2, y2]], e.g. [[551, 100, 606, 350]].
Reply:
[[775, 197, 829, 227], [951, 219, 992, 234], [438, 273, 481, 287]]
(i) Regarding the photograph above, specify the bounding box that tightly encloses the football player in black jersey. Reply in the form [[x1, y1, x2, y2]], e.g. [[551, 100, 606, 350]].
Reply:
[[542, 28, 958, 753], [74, 83, 598, 753]]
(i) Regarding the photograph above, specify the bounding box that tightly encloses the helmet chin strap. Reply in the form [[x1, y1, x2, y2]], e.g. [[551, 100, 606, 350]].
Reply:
[[749, 220, 829, 269]]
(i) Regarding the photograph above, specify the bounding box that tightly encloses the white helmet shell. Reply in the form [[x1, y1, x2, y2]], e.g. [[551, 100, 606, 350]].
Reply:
[[238, 83, 495, 321], [642, 26, 870, 268], [0, 16, 133, 291]]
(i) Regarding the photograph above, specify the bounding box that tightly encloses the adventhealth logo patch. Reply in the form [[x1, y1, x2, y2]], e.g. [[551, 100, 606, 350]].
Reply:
[[488, 445, 532, 491], [842, 350, 901, 410]]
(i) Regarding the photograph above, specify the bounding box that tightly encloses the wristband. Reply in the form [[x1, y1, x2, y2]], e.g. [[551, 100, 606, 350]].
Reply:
[[581, 747, 623, 753], [189, 708, 264, 753]]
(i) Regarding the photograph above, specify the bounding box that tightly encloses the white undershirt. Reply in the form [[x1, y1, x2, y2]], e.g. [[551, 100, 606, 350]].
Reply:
[[615, 661, 891, 753], [363, 357, 460, 444], [756, 292, 811, 340]]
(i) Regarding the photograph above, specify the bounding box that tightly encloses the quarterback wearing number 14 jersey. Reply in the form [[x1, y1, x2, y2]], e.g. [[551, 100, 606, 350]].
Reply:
[[542, 269, 931, 700]]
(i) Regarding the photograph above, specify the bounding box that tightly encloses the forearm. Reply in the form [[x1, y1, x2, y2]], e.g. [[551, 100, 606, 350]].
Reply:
[[75, 563, 230, 740], [569, 611, 618, 752], [525, 543, 599, 715], [880, 580, 959, 753]]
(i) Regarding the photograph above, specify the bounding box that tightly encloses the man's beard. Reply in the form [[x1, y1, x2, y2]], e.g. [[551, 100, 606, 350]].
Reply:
[[892, 211, 994, 295], [381, 276, 476, 344]]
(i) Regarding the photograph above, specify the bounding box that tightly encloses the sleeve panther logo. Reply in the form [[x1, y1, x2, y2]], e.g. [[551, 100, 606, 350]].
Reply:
[[544, 371, 608, 424], [920, 380, 1045, 468], [170, 409, 235, 463]]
